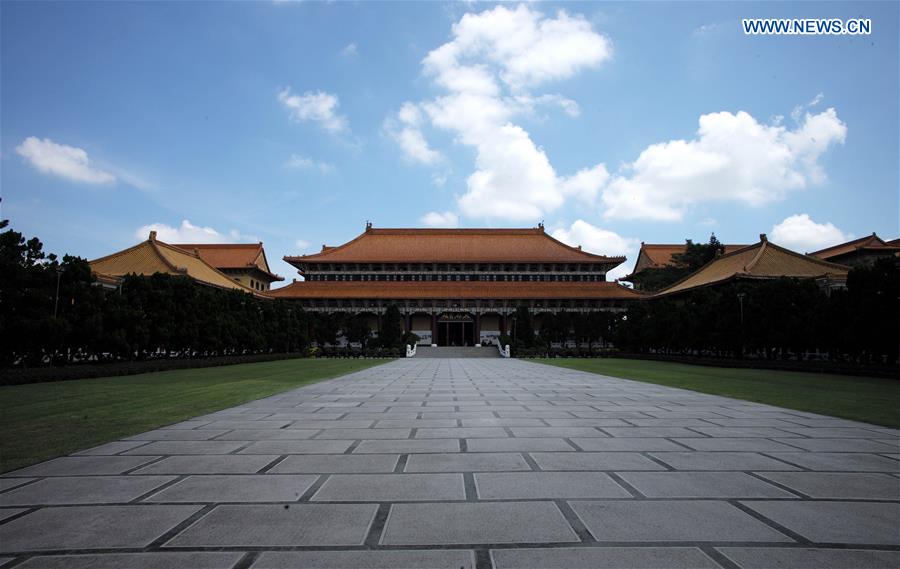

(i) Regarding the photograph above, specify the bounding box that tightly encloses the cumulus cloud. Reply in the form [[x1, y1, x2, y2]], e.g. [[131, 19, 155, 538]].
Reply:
[[420, 211, 459, 228], [389, 4, 612, 221], [285, 154, 335, 174], [385, 102, 443, 165], [278, 88, 348, 133], [16, 136, 115, 185], [770, 213, 852, 253], [342, 42, 358, 56], [135, 220, 256, 244], [600, 108, 847, 221], [551, 219, 639, 281]]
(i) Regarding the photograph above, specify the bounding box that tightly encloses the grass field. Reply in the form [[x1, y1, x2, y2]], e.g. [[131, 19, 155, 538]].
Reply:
[[0, 358, 390, 473], [535, 358, 900, 429]]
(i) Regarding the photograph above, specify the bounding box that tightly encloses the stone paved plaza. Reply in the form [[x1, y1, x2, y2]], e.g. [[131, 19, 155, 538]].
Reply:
[[1, 358, 899, 568]]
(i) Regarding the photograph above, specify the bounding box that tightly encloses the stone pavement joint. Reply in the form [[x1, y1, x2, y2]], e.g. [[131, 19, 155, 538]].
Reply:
[[1, 358, 898, 568]]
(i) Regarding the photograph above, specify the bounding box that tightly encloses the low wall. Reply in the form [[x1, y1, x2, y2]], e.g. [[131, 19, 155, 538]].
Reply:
[[618, 353, 900, 379]]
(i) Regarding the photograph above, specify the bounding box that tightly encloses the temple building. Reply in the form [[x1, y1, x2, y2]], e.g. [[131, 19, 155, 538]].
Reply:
[[808, 233, 900, 267], [654, 234, 850, 297], [89, 231, 274, 297], [170, 242, 283, 291], [623, 241, 747, 291], [271, 224, 642, 346]]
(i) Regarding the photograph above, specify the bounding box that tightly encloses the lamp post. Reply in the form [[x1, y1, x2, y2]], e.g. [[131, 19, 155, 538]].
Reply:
[[736, 292, 746, 358], [53, 267, 65, 319]]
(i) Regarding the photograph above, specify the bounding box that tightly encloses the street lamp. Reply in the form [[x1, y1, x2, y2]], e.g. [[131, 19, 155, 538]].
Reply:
[[736, 292, 746, 358], [53, 267, 65, 319]]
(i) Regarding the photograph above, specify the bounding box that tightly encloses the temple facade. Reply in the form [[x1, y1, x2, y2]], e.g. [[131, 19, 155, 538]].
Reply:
[[271, 224, 641, 346]]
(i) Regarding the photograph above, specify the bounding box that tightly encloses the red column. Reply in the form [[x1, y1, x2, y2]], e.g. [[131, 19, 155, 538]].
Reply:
[[474, 313, 481, 345], [431, 313, 437, 345]]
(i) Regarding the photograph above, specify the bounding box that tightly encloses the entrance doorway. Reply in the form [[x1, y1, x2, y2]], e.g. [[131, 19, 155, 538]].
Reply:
[[436, 312, 475, 346]]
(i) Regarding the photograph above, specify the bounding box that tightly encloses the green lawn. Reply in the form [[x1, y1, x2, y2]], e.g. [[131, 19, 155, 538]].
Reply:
[[534, 358, 900, 429], [0, 358, 390, 473]]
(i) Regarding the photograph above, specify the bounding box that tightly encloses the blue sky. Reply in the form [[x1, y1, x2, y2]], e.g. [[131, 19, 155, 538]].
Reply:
[[2, 1, 897, 283]]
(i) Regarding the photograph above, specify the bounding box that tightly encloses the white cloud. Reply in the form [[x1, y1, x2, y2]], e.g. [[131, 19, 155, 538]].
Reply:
[[770, 213, 852, 253], [389, 4, 612, 221], [385, 103, 443, 165], [294, 239, 311, 250], [16, 137, 115, 185], [135, 220, 256, 244], [278, 88, 348, 133], [600, 108, 847, 221], [285, 154, 335, 174], [342, 42, 358, 56], [420, 211, 459, 228], [551, 219, 639, 281]]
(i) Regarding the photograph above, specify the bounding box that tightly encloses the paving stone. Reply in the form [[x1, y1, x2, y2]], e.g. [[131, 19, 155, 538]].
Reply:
[[145, 475, 318, 502], [466, 438, 574, 452], [405, 452, 531, 472], [4, 456, 161, 477], [123, 441, 247, 455], [0, 476, 175, 505], [767, 452, 900, 472], [354, 439, 460, 453], [415, 427, 508, 438], [13, 552, 245, 569], [756, 472, 900, 499], [0, 505, 202, 552], [124, 429, 230, 441], [132, 455, 279, 475], [618, 472, 796, 498], [742, 501, 900, 544], [569, 438, 687, 452], [381, 502, 579, 545], [269, 454, 399, 474], [691, 427, 798, 438], [0, 508, 28, 522], [605, 426, 708, 437], [543, 418, 630, 427], [673, 438, 801, 452], [215, 429, 322, 441], [475, 472, 632, 499], [461, 418, 546, 427], [203, 420, 294, 430], [238, 440, 353, 454], [771, 438, 899, 452], [778, 427, 888, 438], [0, 478, 36, 491], [312, 473, 465, 501], [250, 550, 475, 569], [161, 420, 213, 429], [288, 420, 375, 429], [491, 547, 721, 568], [374, 419, 457, 428], [314, 428, 411, 440], [165, 504, 377, 547], [531, 452, 666, 471], [570, 500, 793, 542], [650, 452, 800, 470], [717, 547, 900, 568], [510, 427, 607, 438], [625, 418, 714, 427], [72, 441, 151, 455]]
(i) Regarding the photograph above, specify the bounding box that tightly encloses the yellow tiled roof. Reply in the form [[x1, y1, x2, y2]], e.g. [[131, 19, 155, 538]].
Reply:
[[656, 236, 849, 296], [89, 234, 264, 296]]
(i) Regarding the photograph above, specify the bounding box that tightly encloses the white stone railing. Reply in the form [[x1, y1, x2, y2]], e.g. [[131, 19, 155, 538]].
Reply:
[[406, 344, 417, 358], [498, 342, 511, 358]]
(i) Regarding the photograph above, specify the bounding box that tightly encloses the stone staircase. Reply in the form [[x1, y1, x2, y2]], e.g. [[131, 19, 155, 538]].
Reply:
[[414, 346, 502, 358]]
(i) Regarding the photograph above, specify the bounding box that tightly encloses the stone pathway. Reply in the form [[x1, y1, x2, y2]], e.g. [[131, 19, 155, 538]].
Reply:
[[1, 358, 898, 568]]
